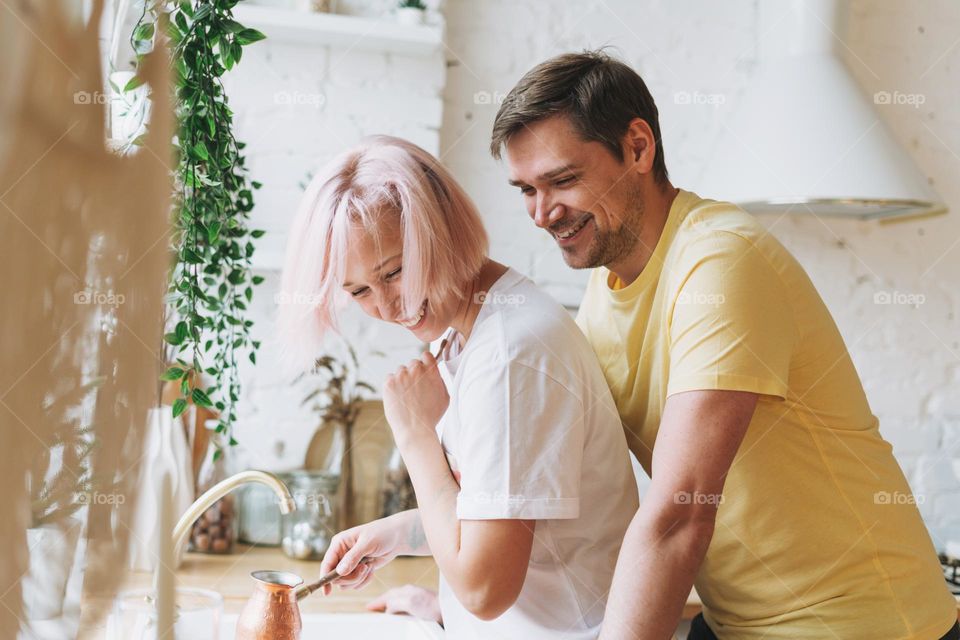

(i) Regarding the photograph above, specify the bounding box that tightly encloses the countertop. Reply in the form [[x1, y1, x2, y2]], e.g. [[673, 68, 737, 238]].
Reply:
[[78, 543, 703, 638]]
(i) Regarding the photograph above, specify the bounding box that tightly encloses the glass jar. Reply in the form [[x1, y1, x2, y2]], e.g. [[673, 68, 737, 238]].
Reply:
[[189, 423, 238, 554], [237, 472, 295, 546], [281, 471, 338, 560]]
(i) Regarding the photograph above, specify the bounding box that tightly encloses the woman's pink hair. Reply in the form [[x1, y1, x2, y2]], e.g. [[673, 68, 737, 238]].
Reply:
[[278, 135, 488, 368]]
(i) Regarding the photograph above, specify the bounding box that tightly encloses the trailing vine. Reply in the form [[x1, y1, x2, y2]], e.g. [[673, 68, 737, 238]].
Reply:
[[129, 0, 267, 452]]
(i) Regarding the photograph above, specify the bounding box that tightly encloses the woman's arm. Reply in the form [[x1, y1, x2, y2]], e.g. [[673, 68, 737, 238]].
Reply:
[[381, 351, 535, 621], [399, 429, 534, 620]]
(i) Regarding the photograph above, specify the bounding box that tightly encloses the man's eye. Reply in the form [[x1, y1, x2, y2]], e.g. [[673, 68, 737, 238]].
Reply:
[[555, 176, 575, 186], [520, 186, 535, 195]]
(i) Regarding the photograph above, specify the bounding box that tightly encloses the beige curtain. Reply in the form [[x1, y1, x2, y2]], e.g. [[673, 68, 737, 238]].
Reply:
[[0, 0, 173, 635]]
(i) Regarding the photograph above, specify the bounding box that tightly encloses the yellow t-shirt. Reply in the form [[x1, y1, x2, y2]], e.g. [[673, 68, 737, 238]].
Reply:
[[577, 189, 955, 639]]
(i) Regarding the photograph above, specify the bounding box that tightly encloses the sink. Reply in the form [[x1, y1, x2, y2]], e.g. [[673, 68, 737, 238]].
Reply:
[[222, 612, 444, 639], [107, 609, 443, 639]]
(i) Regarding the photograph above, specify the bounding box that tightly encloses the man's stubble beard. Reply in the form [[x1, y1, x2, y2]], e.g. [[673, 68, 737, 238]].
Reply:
[[562, 180, 645, 270]]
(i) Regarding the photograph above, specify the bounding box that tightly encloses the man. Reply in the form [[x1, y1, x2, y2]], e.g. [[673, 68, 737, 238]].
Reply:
[[490, 50, 957, 640]]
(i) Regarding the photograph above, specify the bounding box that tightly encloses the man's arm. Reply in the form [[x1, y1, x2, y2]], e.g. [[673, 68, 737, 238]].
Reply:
[[599, 389, 758, 640]]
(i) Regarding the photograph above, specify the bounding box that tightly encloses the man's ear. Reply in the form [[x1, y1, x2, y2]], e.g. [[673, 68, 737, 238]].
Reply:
[[621, 117, 656, 171]]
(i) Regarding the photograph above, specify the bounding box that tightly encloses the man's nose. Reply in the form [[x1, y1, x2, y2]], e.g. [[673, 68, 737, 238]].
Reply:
[[533, 194, 564, 229]]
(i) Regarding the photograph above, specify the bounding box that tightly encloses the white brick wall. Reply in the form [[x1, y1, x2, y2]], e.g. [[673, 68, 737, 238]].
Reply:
[[222, 6, 446, 470], [232, 0, 960, 548]]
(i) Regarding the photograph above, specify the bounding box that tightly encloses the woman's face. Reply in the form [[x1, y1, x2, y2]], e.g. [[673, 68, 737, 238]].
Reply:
[[340, 212, 455, 342]]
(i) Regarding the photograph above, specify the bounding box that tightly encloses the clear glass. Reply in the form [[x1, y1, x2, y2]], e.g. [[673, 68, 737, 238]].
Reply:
[[109, 587, 222, 640], [281, 471, 338, 560]]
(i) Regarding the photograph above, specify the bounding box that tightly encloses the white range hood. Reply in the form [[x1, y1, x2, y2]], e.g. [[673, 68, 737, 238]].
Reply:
[[698, 0, 946, 222]]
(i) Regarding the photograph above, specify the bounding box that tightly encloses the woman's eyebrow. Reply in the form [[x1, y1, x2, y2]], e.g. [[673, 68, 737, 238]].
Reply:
[[342, 253, 402, 288]]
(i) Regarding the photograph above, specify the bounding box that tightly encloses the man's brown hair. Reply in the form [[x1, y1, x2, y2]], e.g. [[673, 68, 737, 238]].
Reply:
[[490, 50, 668, 184]]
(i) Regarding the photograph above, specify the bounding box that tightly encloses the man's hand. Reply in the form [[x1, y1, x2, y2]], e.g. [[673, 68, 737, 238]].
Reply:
[[383, 351, 449, 447], [366, 585, 443, 624], [600, 389, 757, 640]]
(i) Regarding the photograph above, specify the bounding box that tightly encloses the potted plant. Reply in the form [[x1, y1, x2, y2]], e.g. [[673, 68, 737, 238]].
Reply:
[[299, 341, 380, 530], [396, 0, 427, 25], [126, 1, 267, 449], [120, 0, 269, 557]]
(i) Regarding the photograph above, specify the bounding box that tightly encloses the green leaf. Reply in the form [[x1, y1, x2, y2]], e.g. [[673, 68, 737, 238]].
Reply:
[[172, 398, 188, 418], [183, 247, 204, 264], [251, 275, 264, 285], [164, 332, 182, 346], [249, 352, 256, 365], [123, 75, 145, 92], [133, 22, 155, 41], [161, 366, 186, 381], [250, 229, 265, 238], [191, 388, 213, 408], [193, 4, 212, 21], [236, 28, 266, 45], [207, 220, 222, 243], [221, 19, 244, 33], [192, 141, 209, 161], [175, 321, 189, 343]]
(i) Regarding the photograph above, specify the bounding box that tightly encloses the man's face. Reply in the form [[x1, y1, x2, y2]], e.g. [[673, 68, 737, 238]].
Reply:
[[504, 115, 645, 270]]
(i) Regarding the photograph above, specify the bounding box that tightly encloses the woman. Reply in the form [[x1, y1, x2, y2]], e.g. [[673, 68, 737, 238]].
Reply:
[[279, 135, 638, 639]]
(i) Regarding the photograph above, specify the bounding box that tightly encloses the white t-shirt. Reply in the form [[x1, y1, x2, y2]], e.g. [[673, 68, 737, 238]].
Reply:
[[434, 268, 638, 640]]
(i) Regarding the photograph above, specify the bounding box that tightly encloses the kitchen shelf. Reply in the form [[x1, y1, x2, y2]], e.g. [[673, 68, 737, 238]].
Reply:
[[232, 5, 443, 56]]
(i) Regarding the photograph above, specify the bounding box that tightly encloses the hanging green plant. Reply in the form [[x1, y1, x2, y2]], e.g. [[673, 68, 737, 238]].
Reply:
[[128, 0, 267, 451]]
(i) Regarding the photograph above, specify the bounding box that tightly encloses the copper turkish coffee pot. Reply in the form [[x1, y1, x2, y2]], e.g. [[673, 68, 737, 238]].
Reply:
[[236, 559, 373, 640]]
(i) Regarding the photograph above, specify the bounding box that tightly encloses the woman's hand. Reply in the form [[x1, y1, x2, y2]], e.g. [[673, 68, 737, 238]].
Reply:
[[319, 514, 408, 595], [366, 585, 443, 624], [383, 351, 449, 447]]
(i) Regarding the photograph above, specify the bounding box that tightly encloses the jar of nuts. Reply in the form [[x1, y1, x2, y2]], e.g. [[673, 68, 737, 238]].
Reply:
[[189, 424, 238, 554], [281, 471, 339, 561]]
